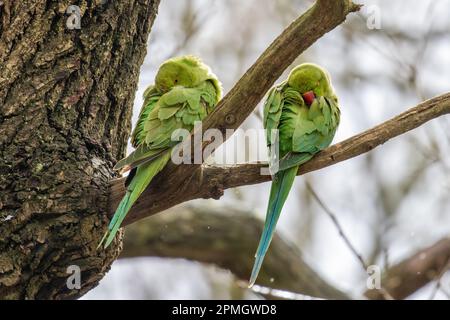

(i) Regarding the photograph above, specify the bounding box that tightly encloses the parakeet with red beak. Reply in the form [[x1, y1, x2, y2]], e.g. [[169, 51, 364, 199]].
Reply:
[[249, 63, 340, 287], [98, 55, 222, 249]]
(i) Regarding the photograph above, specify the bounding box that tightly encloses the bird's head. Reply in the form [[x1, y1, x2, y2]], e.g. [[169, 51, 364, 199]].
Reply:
[[155, 55, 203, 93], [287, 63, 335, 106]]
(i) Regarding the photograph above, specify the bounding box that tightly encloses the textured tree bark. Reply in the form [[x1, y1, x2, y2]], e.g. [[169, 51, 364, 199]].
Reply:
[[0, 0, 160, 299]]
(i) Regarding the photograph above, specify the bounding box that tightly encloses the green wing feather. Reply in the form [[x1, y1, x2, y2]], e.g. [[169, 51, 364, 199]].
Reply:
[[131, 85, 160, 148], [263, 81, 286, 148], [278, 96, 340, 171], [113, 85, 164, 172], [114, 81, 218, 172]]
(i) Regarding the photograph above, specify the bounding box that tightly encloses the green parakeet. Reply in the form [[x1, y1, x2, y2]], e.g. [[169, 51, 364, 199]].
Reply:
[[98, 55, 222, 249], [249, 63, 340, 287]]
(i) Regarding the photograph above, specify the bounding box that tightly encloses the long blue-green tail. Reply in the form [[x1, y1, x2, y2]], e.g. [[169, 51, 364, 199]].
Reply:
[[98, 151, 172, 249], [248, 165, 299, 287]]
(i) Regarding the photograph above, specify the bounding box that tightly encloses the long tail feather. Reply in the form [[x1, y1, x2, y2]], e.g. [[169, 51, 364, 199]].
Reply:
[[248, 165, 299, 287], [96, 193, 130, 249], [98, 151, 172, 249]]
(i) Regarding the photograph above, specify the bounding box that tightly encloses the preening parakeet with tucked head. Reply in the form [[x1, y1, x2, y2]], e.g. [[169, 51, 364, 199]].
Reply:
[[249, 63, 340, 287], [98, 55, 222, 249]]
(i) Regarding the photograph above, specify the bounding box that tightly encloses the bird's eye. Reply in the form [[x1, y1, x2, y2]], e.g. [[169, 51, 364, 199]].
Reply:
[[174, 79, 178, 83]]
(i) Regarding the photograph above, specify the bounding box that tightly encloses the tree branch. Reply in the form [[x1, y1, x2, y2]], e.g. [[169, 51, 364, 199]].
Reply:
[[169, 0, 361, 177], [365, 237, 450, 300], [109, 92, 450, 226], [120, 204, 450, 300], [108, 0, 361, 225], [120, 205, 349, 299]]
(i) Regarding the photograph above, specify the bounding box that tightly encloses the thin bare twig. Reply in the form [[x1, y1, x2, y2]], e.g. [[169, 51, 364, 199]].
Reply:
[[305, 182, 368, 269], [429, 257, 450, 300], [305, 182, 394, 300]]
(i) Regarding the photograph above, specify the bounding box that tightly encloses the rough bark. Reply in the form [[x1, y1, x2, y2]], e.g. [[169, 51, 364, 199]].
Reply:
[[110, 92, 450, 226], [0, 0, 160, 299], [121, 205, 349, 300]]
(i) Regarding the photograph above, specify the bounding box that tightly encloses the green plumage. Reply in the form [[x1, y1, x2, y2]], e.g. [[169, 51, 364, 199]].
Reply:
[[249, 63, 340, 287], [99, 55, 222, 249]]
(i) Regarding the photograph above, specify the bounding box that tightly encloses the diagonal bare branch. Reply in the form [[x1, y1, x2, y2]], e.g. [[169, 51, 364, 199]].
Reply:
[[107, 0, 361, 225], [306, 182, 394, 300], [109, 92, 450, 226], [175, 0, 362, 170]]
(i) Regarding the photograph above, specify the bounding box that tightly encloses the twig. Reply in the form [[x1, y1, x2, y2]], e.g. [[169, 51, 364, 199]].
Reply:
[[429, 257, 450, 300], [305, 182, 394, 300], [305, 182, 368, 269]]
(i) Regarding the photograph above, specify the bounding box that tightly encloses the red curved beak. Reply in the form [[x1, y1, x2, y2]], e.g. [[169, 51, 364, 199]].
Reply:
[[302, 91, 315, 106]]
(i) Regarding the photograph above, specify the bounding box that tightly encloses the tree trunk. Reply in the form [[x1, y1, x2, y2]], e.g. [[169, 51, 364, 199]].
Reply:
[[0, 0, 160, 299]]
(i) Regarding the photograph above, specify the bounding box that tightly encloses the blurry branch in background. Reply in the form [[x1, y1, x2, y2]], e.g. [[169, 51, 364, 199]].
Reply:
[[365, 143, 438, 268], [107, 0, 362, 225], [343, 0, 445, 101], [365, 238, 450, 300], [429, 257, 450, 300], [120, 205, 450, 300], [109, 92, 450, 225], [306, 182, 368, 269], [342, 1, 446, 271], [120, 205, 349, 300], [306, 182, 394, 300], [166, 1, 205, 58]]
